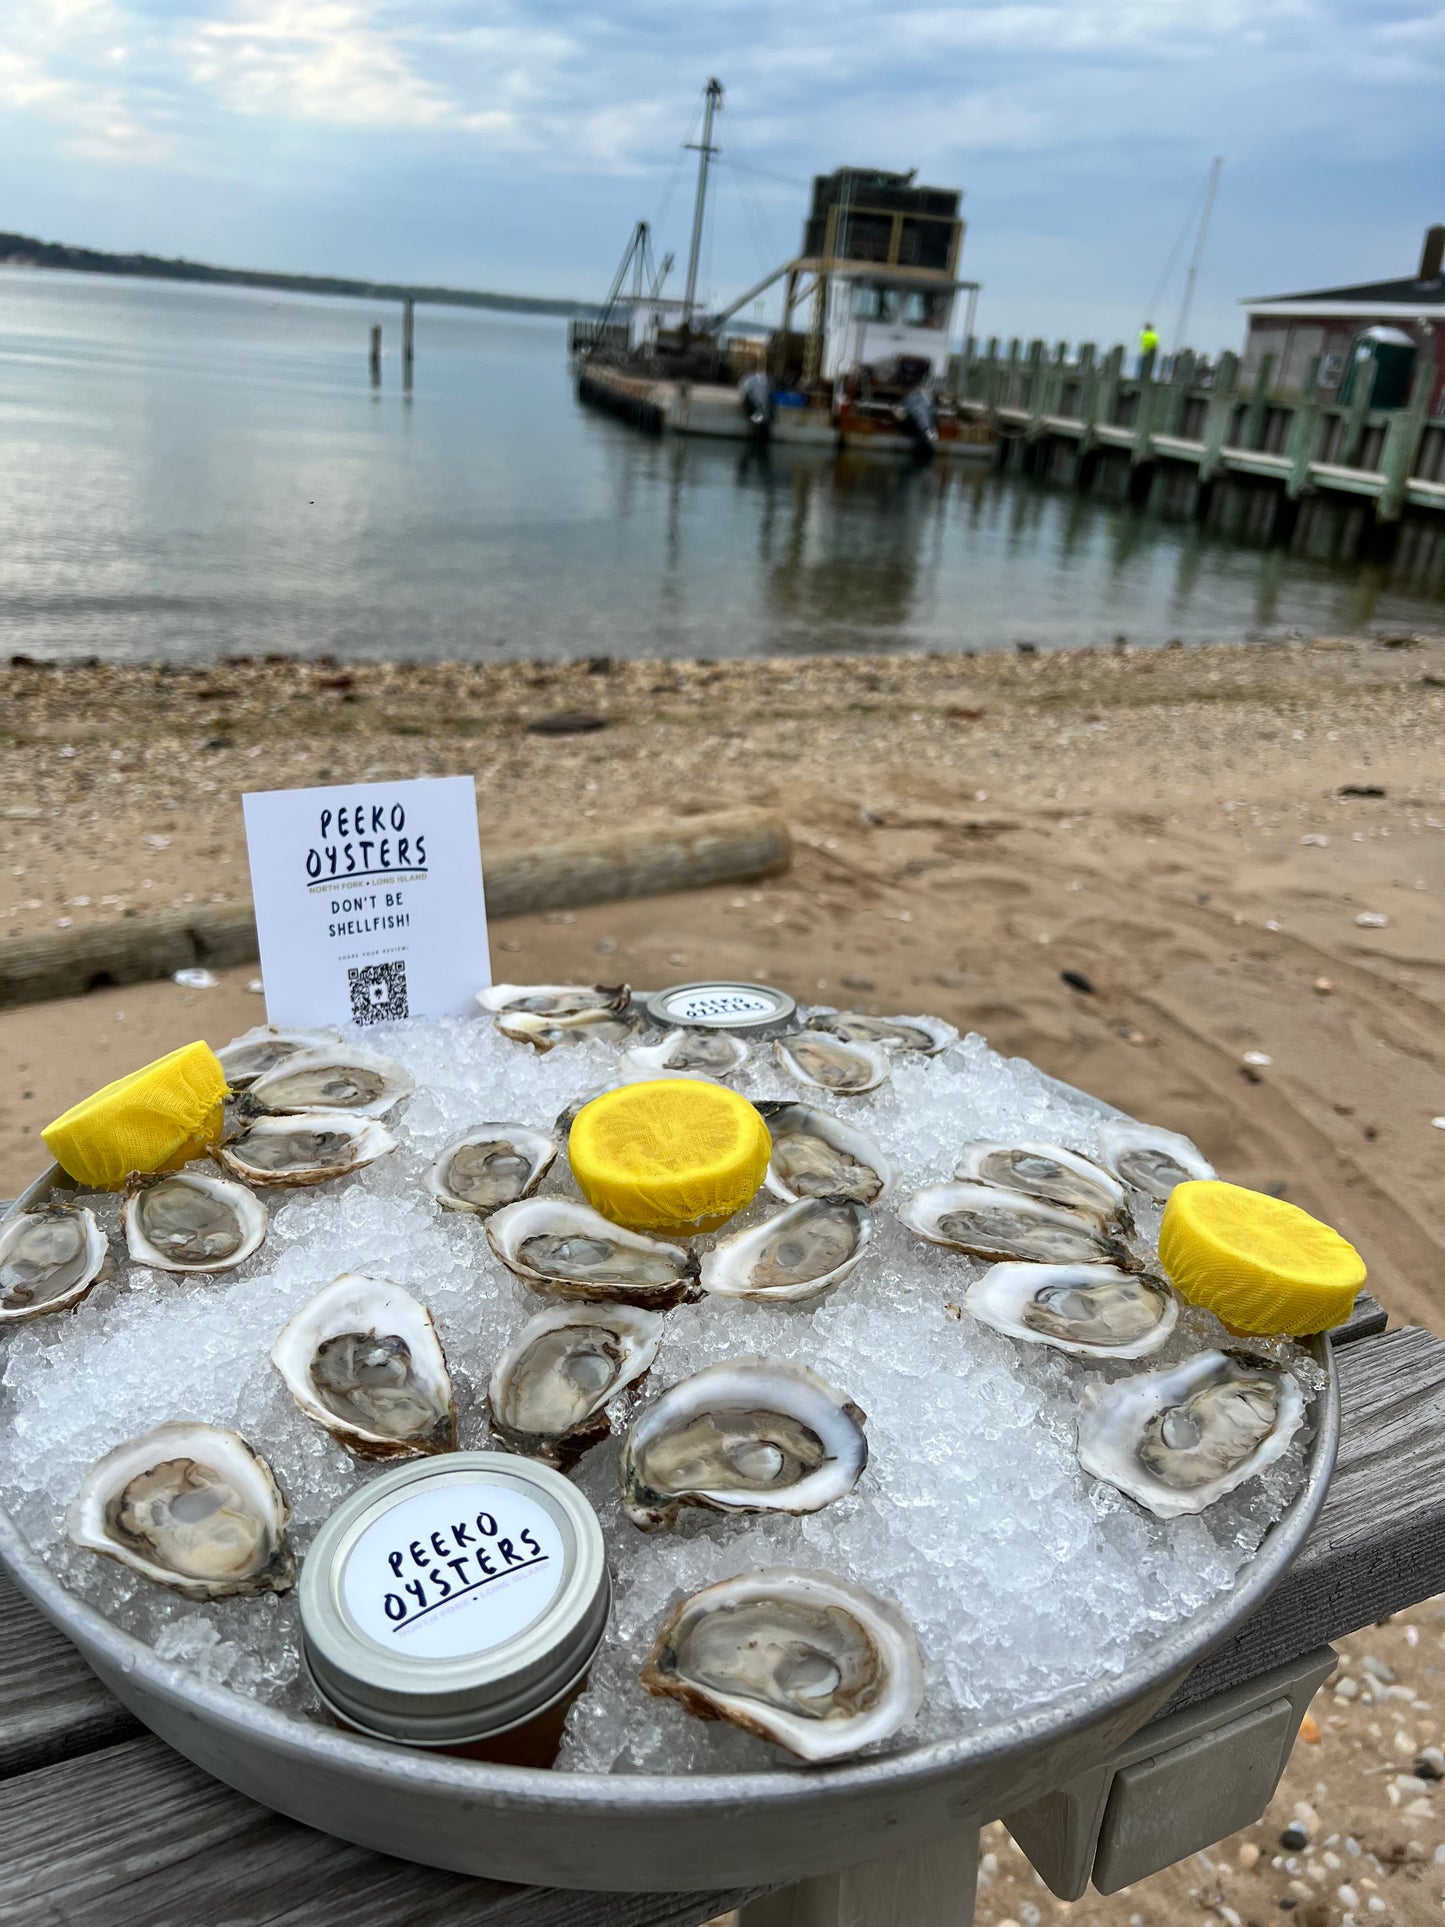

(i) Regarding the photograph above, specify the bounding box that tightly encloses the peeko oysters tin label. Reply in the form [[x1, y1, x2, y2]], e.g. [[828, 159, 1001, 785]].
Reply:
[[342, 1483, 565, 1659]]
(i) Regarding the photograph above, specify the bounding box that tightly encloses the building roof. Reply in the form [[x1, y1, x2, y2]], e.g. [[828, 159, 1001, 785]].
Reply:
[[1245, 273, 1445, 311]]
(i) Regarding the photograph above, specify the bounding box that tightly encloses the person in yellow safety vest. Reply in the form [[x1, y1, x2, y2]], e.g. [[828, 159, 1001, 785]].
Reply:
[[1138, 321, 1160, 371]]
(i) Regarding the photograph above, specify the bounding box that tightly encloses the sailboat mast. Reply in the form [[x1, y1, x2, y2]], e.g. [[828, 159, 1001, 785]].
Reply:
[[1174, 156, 1222, 353], [682, 78, 724, 330]]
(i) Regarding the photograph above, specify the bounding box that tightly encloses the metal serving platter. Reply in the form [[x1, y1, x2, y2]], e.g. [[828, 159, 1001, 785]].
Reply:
[[0, 1072, 1339, 1895]]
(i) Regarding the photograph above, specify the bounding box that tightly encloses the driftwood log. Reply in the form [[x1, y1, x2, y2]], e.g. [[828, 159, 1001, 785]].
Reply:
[[0, 808, 791, 1011]]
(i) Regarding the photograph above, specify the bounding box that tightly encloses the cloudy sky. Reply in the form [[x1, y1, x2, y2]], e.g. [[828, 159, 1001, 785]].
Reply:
[[4, 0, 1443, 350]]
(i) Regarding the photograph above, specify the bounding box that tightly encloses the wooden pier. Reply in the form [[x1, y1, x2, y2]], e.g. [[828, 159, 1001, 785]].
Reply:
[[948, 339, 1445, 541]]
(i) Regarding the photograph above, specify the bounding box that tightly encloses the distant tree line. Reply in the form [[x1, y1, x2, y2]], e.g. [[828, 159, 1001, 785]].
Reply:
[[0, 231, 597, 318]]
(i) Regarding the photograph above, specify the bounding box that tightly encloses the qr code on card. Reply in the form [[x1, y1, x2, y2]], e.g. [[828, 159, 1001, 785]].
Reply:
[[348, 960, 409, 1025]]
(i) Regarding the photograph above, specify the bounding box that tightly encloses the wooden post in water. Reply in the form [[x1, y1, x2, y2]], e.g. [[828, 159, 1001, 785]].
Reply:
[[1377, 350, 1436, 524], [402, 299, 415, 390], [1284, 356, 1323, 501], [1165, 350, 1196, 437], [1242, 353, 1275, 452], [1198, 350, 1239, 488], [368, 325, 382, 386], [1129, 347, 1159, 501]]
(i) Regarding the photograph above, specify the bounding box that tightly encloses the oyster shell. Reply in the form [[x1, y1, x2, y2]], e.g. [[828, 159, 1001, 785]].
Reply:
[[620, 1357, 867, 1531], [69, 1421, 294, 1599], [247, 1044, 414, 1119], [898, 1181, 1131, 1266], [757, 1102, 894, 1205], [488, 1302, 664, 1469], [496, 1007, 642, 1052], [953, 1140, 1128, 1225], [1095, 1117, 1216, 1201], [0, 1204, 109, 1323], [123, 1171, 267, 1273], [774, 1031, 891, 1096], [1077, 1349, 1305, 1518], [487, 1197, 699, 1308], [271, 1273, 457, 1459], [426, 1124, 557, 1216], [700, 1198, 872, 1303], [641, 1567, 923, 1763], [477, 982, 631, 1017], [621, 1029, 750, 1079], [806, 1008, 958, 1056], [212, 1112, 395, 1187], [966, 1262, 1178, 1360], [216, 1026, 338, 1089]]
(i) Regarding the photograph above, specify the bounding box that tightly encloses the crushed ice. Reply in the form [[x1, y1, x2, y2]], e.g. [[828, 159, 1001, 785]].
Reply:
[[0, 1017, 1322, 1775]]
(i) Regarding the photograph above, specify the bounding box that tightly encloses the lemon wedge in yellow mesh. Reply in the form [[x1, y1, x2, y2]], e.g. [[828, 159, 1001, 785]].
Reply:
[[42, 1041, 229, 1192], [1158, 1179, 1366, 1337], [569, 1079, 771, 1237]]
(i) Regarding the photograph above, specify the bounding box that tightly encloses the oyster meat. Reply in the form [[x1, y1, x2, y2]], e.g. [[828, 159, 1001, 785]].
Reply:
[[123, 1171, 267, 1274], [620, 1357, 867, 1531], [477, 982, 631, 1018], [954, 1140, 1128, 1226], [1095, 1117, 1216, 1202], [426, 1124, 557, 1216], [774, 1031, 891, 1096], [496, 1007, 641, 1051], [641, 1566, 924, 1763], [488, 1302, 664, 1469], [247, 1045, 414, 1119], [1077, 1349, 1305, 1518], [899, 1181, 1130, 1266], [806, 1008, 958, 1056], [758, 1102, 894, 1206], [212, 1112, 395, 1187], [271, 1273, 457, 1459], [0, 1204, 108, 1323], [621, 1029, 750, 1079], [966, 1262, 1177, 1360], [700, 1198, 872, 1303], [69, 1421, 294, 1598], [216, 1026, 338, 1089], [487, 1197, 699, 1308]]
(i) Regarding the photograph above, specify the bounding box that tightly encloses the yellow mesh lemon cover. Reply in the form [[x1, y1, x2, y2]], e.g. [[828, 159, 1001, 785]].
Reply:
[[1158, 1178, 1366, 1337], [569, 1079, 771, 1236], [42, 1041, 229, 1192]]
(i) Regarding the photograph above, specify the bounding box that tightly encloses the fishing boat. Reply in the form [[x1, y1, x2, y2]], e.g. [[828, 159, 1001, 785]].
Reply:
[[572, 82, 994, 462]]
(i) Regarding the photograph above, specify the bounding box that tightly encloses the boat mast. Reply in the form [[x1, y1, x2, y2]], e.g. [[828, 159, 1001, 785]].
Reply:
[[682, 78, 724, 330], [1174, 156, 1222, 354]]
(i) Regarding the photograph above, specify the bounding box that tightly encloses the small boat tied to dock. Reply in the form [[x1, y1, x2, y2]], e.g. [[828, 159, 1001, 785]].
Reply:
[[571, 79, 995, 463]]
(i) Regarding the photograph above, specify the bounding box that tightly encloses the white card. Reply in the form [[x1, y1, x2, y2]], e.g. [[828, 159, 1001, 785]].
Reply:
[[242, 775, 490, 1028]]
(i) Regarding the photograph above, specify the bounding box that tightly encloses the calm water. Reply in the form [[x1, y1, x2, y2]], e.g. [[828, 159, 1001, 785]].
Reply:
[[2, 268, 1442, 663]]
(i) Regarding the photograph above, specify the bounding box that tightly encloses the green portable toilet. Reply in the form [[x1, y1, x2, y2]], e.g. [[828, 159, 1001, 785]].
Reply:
[[1338, 326, 1416, 408]]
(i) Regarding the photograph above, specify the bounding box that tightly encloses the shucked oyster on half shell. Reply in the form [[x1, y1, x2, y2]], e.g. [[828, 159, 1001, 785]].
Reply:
[[123, 1171, 267, 1274], [641, 1566, 924, 1764], [621, 1028, 750, 1079], [806, 1008, 958, 1056], [700, 1198, 873, 1303], [774, 1031, 891, 1096], [212, 1112, 396, 1187], [426, 1124, 557, 1216], [954, 1140, 1129, 1228], [1076, 1349, 1306, 1519], [486, 1197, 699, 1309], [476, 982, 631, 1018], [620, 1357, 868, 1532], [271, 1274, 457, 1459], [215, 1026, 339, 1089], [69, 1421, 294, 1599], [495, 1007, 642, 1052], [757, 1102, 894, 1206], [0, 1204, 109, 1323], [488, 1302, 664, 1469], [899, 1181, 1132, 1267], [247, 1045, 414, 1119], [1095, 1117, 1217, 1203], [966, 1262, 1178, 1360]]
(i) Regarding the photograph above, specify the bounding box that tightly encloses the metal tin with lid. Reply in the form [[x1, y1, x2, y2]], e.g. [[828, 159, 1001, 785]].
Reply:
[[300, 1453, 609, 1753], [644, 980, 796, 1037]]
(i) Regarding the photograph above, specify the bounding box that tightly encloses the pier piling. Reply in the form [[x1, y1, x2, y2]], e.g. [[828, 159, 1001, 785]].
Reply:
[[402, 298, 415, 391], [368, 324, 382, 386]]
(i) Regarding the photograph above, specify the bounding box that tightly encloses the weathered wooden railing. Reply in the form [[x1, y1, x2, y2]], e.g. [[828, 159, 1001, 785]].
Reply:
[[947, 339, 1445, 532]]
